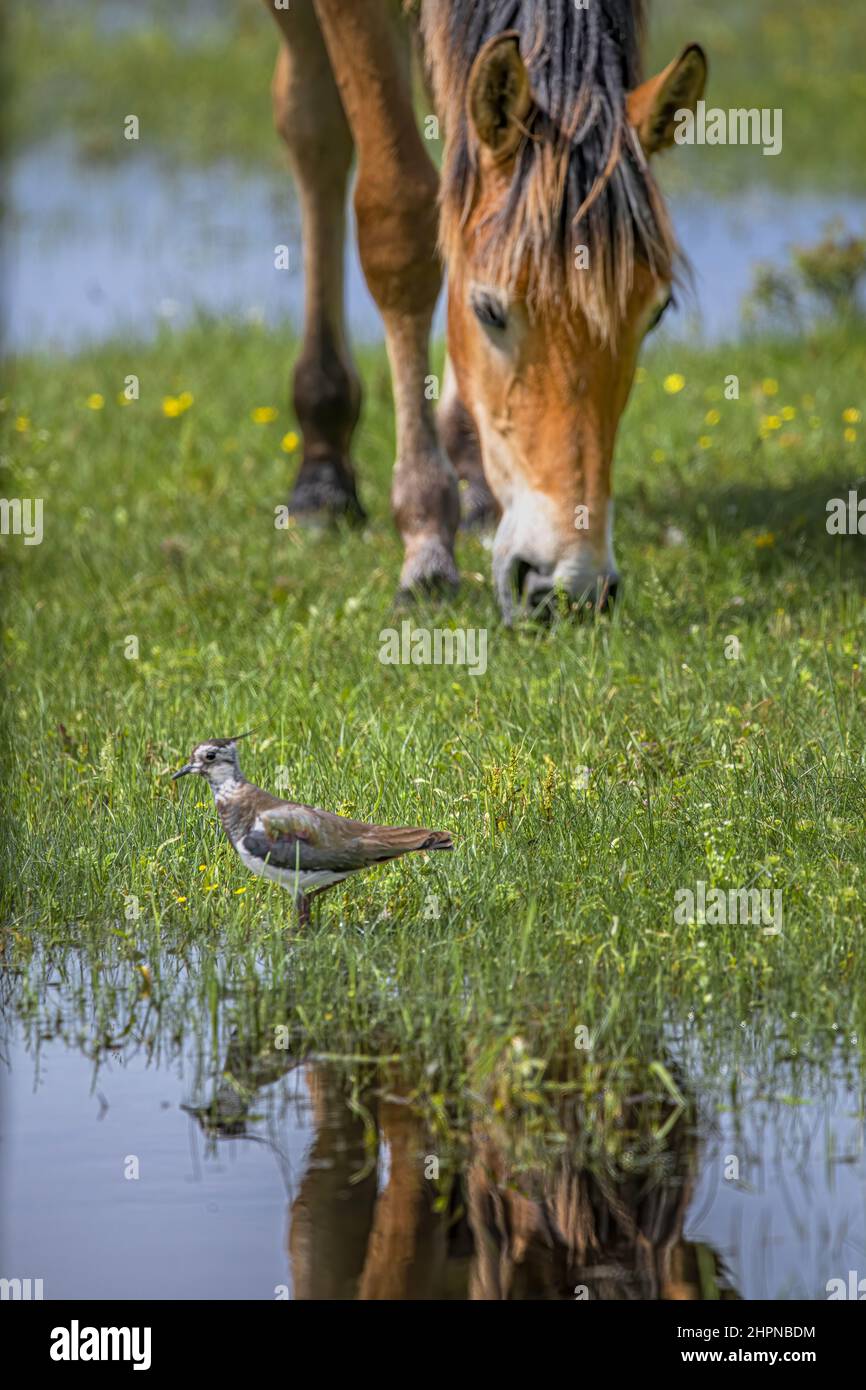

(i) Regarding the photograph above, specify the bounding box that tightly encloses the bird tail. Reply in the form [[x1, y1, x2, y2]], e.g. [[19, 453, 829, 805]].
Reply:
[[360, 825, 454, 860], [419, 830, 454, 852]]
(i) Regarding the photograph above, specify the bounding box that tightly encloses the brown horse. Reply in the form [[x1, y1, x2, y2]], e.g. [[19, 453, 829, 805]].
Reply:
[[262, 1, 706, 619]]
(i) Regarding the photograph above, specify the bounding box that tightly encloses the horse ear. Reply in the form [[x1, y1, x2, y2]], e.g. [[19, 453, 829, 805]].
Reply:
[[627, 43, 707, 155], [468, 31, 532, 161]]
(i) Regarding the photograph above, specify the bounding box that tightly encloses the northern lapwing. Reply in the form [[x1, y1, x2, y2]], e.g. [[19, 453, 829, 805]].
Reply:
[[172, 735, 453, 924]]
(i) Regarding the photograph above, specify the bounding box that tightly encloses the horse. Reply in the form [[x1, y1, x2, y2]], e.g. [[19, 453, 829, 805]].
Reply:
[[261, 0, 706, 620]]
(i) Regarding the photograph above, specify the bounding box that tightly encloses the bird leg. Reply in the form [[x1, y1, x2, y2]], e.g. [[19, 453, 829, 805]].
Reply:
[[297, 895, 312, 928]]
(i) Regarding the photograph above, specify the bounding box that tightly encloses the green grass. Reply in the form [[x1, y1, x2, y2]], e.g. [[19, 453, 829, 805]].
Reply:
[[650, 0, 866, 193], [6, 0, 866, 192], [2, 318, 865, 1120]]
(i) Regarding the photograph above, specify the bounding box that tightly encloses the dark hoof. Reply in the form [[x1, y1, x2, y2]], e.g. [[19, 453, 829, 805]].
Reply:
[[458, 478, 499, 532], [289, 457, 366, 526]]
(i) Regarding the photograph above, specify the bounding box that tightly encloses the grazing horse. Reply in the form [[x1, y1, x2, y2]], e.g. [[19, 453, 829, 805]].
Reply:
[[262, 0, 706, 619]]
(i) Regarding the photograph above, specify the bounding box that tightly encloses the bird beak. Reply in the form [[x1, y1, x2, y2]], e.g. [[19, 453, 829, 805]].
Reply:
[[172, 763, 196, 780]]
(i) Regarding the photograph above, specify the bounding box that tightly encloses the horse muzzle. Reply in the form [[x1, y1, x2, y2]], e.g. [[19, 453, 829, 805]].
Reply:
[[493, 548, 619, 624]]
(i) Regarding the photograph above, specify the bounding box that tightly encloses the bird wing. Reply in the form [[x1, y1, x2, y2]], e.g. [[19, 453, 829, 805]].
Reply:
[[242, 804, 342, 872], [251, 802, 452, 871]]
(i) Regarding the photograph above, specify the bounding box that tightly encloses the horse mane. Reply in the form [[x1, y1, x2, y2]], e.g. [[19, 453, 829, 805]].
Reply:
[[419, 0, 678, 344]]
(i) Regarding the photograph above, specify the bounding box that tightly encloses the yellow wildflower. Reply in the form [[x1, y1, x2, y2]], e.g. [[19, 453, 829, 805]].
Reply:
[[251, 406, 278, 424], [162, 392, 193, 418], [86, 393, 105, 410], [663, 373, 685, 395]]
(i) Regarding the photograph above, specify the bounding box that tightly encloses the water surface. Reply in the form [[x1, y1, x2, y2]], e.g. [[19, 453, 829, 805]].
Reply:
[[2, 965, 863, 1300], [5, 141, 865, 354]]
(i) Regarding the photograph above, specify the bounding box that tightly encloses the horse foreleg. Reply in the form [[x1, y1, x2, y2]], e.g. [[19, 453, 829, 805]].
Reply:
[[357, 1099, 445, 1298], [313, 0, 460, 599], [266, 1, 364, 523], [289, 1063, 379, 1298]]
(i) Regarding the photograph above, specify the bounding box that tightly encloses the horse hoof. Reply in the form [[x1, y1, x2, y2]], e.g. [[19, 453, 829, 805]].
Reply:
[[392, 573, 461, 610], [394, 539, 460, 608], [288, 457, 366, 526]]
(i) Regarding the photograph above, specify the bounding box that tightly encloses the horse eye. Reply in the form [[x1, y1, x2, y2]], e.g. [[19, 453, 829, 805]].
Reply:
[[471, 290, 508, 331], [647, 293, 673, 333]]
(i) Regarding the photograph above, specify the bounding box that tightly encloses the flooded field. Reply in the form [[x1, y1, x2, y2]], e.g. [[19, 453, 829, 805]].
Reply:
[[2, 950, 863, 1300], [5, 141, 866, 353]]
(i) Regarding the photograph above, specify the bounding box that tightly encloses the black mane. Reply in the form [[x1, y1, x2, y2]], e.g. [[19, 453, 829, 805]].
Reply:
[[421, 0, 677, 340]]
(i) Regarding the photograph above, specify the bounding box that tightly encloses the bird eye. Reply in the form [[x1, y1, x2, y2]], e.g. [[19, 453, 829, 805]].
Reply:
[[471, 289, 508, 332], [205, 751, 216, 761]]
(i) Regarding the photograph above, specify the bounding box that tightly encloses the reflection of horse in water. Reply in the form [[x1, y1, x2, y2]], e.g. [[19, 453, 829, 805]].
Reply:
[[186, 1037, 737, 1300]]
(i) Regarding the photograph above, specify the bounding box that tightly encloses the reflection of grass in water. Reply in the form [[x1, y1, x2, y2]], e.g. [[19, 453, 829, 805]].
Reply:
[[9, 942, 849, 1299], [6, 0, 866, 189], [2, 318, 865, 1112]]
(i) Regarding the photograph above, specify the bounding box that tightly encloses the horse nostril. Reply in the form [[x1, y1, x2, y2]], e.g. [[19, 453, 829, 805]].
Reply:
[[526, 572, 619, 619], [514, 557, 535, 599], [598, 577, 618, 611], [581, 576, 618, 614], [499, 558, 619, 621], [521, 567, 557, 619]]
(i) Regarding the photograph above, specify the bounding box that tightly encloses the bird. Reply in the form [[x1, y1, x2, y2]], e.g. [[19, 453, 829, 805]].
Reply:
[[171, 734, 454, 924]]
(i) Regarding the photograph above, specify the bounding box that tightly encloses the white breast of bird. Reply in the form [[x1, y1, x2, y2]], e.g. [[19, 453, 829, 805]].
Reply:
[[235, 839, 350, 896]]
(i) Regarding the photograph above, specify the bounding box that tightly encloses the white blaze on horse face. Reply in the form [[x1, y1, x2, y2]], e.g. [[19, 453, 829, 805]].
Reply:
[[450, 280, 623, 613], [475, 400, 612, 563]]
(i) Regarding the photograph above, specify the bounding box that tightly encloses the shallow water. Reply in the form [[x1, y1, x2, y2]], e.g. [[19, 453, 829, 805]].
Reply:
[[2, 975, 863, 1301], [4, 141, 865, 354]]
